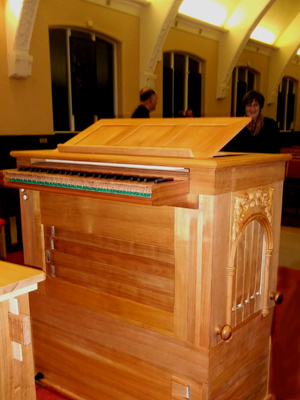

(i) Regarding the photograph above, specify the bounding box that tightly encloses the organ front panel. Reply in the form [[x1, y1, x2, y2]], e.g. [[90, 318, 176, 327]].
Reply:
[[0, 118, 290, 400]]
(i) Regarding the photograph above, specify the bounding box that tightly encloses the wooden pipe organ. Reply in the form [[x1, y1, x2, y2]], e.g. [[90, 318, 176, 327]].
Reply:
[[1, 118, 290, 400]]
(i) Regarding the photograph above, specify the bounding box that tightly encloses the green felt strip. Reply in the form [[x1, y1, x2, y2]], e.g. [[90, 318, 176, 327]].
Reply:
[[9, 178, 152, 198]]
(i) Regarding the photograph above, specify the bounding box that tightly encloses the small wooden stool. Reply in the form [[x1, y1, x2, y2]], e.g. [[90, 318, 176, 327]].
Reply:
[[0, 218, 7, 260]]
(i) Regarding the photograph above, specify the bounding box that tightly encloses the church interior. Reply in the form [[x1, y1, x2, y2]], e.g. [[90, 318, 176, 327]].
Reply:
[[0, 0, 300, 399]]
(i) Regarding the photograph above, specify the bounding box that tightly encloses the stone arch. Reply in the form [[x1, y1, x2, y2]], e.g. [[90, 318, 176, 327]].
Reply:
[[5, 0, 40, 78]]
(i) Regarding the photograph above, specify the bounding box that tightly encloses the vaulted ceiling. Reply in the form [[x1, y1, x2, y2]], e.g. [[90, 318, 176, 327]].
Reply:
[[4, 0, 300, 104]]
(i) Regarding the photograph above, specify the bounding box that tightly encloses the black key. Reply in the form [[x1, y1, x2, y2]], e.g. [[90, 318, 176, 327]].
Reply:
[[138, 176, 157, 182], [92, 173, 103, 178], [154, 178, 174, 184], [103, 174, 115, 179], [130, 176, 140, 181]]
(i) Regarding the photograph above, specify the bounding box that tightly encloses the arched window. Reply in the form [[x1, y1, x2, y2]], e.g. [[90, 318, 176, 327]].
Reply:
[[277, 77, 296, 131], [49, 28, 116, 132], [163, 52, 202, 118], [231, 67, 257, 116]]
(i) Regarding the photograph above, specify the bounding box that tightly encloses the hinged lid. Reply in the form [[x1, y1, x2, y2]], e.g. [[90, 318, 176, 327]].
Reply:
[[57, 117, 251, 159]]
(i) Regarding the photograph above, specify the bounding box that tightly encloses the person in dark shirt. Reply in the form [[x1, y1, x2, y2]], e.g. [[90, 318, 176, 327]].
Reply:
[[222, 90, 280, 153], [131, 87, 158, 118]]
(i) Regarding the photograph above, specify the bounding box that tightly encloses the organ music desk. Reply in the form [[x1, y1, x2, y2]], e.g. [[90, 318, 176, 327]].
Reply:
[[0, 118, 291, 400]]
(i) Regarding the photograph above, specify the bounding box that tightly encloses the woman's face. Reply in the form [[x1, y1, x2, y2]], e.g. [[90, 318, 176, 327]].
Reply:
[[245, 100, 261, 121]]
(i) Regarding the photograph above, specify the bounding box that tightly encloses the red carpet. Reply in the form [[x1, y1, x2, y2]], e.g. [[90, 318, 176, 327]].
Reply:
[[6, 250, 24, 264], [270, 267, 300, 400], [36, 384, 70, 400]]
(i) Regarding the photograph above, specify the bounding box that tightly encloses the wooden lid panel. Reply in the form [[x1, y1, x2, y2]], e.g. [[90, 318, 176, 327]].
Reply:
[[57, 118, 251, 159]]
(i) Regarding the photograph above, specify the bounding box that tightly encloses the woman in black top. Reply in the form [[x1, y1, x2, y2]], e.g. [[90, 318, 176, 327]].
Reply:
[[223, 91, 280, 153]]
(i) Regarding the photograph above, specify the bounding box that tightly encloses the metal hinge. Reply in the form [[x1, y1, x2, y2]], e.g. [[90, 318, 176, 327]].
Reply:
[[50, 265, 55, 278]]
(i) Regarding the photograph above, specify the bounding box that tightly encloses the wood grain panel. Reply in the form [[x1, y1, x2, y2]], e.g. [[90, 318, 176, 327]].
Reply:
[[210, 193, 231, 347], [197, 193, 231, 348], [0, 300, 14, 400], [45, 251, 174, 311], [42, 276, 174, 333], [14, 293, 36, 400], [190, 161, 287, 196], [19, 190, 44, 269], [198, 195, 213, 349], [210, 311, 273, 400], [0, 294, 36, 400], [33, 321, 171, 400], [40, 193, 174, 249], [29, 291, 209, 387], [44, 236, 174, 279], [173, 208, 190, 340], [58, 117, 251, 158], [44, 225, 174, 263]]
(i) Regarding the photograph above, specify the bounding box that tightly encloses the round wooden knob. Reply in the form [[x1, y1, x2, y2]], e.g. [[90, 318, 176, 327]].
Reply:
[[270, 291, 283, 305], [215, 324, 232, 341]]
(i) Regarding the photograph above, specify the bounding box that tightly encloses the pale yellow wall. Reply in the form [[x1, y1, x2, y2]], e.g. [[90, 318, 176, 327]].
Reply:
[[0, 0, 140, 135], [0, 0, 54, 135]]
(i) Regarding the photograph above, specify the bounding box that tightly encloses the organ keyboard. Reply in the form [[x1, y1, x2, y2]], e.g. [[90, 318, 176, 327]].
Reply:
[[0, 118, 291, 400], [4, 162, 189, 206]]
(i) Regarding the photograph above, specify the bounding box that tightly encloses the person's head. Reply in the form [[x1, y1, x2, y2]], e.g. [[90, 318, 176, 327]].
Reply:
[[241, 90, 264, 121], [185, 109, 194, 117], [176, 110, 185, 118], [139, 87, 158, 112]]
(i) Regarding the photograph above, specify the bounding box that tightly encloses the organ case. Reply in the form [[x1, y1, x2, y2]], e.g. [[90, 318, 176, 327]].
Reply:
[[1, 118, 290, 400]]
